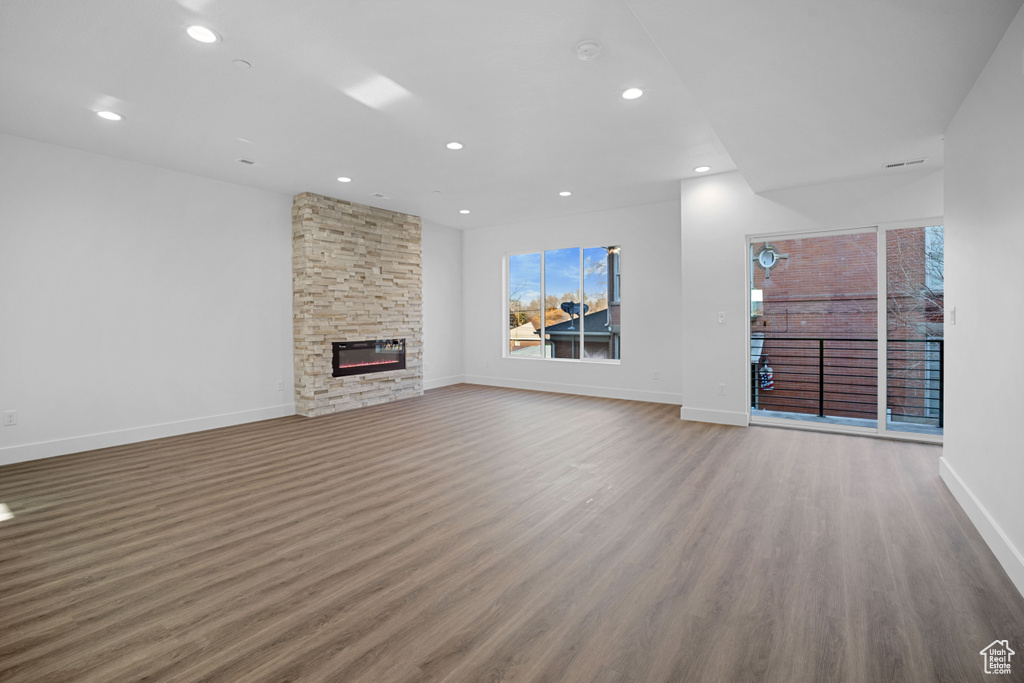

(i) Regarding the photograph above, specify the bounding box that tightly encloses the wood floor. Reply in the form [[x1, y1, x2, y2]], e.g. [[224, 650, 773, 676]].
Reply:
[[1, 385, 1022, 682]]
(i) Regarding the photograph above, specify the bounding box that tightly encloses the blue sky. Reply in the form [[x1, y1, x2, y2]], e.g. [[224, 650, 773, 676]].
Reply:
[[509, 247, 610, 305]]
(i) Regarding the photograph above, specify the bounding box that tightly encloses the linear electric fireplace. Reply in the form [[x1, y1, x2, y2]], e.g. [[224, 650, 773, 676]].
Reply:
[[332, 339, 406, 377]]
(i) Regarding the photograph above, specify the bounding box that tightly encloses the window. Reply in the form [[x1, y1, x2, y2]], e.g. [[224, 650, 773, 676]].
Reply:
[[507, 246, 620, 361]]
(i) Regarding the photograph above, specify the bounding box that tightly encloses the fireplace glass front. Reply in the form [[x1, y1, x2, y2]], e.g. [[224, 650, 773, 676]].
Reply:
[[332, 339, 406, 377]]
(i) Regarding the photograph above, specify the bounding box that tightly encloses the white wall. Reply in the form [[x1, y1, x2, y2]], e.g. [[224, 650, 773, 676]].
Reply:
[[679, 169, 943, 425], [0, 134, 294, 465], [421, 220, 464, 389], [462, 200, 682, 404], [942, 5, 1024, 596]]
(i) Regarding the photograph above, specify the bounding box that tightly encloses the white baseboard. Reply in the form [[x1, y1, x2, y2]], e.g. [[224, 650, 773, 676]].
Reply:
[[463, 375, 683, 405], [424, 375, 466, 391], [679, 406, 749, 427], [0, 403, 296, 468], [940, 457, 1024, 598]]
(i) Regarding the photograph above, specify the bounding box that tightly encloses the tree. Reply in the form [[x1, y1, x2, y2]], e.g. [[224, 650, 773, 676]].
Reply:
[[887, 226, 943, 334], [509, 281, 530, 330]]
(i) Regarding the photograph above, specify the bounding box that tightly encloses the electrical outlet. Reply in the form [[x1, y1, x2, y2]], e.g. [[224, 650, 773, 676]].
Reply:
[[3, 410, 17, 426], [718, 311, 726, 324], [717, 384, 726, 395], [652, 371, 660, 381], [276, 380, 284, 391]]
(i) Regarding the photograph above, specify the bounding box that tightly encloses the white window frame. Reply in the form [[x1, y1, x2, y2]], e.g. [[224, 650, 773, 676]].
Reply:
[[505, 246, 620, 364]]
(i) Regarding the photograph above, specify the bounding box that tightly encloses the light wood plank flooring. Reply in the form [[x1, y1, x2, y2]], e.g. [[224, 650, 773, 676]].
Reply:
[[1, 385, 1022, 682]]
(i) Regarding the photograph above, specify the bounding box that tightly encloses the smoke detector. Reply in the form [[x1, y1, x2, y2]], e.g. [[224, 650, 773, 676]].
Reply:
[[576, 41, 602, 61]]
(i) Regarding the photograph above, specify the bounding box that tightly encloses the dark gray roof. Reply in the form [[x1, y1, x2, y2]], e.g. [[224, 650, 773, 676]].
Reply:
[[543, 309, 611, 336]]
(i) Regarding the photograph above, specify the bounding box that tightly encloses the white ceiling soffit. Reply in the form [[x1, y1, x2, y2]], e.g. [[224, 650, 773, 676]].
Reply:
[[0, 0, 735, 229], [627, 0, 1023, 193]]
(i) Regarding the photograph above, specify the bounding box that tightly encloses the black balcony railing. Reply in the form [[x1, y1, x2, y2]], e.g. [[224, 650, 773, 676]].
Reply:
[[751, 336, 943, 427]]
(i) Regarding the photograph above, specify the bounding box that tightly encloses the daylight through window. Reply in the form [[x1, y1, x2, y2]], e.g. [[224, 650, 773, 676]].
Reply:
[[508, 247, 620, 361]]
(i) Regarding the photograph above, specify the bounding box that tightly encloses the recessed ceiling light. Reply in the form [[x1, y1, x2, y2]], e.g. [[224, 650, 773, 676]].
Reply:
[[559, 191, 572, 197], [186, 25, 220, 43], [446, 142, 463, 150], [621, 88, 643, 100], [337, 177, 352, 183], [459, 209, 470, 214], [694, 165, 711, 173], [96, 111, 123, 121]]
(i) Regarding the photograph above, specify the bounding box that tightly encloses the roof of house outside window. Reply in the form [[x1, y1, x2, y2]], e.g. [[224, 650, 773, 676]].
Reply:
[[543, 309, 612, 337]]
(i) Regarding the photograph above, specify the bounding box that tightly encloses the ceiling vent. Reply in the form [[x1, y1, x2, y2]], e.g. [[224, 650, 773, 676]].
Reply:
[[883, 158, 927, 170], [237, 158, 256, 165], [369, 192, 389, 199]]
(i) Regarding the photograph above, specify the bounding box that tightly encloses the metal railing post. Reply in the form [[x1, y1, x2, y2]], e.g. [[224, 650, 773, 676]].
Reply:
[[818, 338, 825, 417]]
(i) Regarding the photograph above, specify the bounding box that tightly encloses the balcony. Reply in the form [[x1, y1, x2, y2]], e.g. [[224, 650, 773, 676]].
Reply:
[[750, 336, 943, 436]]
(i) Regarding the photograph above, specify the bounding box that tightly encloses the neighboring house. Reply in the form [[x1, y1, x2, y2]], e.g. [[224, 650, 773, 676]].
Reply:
[[606, 247, 621, 354], [541, 309, 618, 360], [508, 322, 542, 355]]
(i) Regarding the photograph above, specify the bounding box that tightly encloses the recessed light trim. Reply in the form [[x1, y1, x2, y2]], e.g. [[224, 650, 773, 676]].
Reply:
[[233, 60, 250, 69], [337, 177, 352, 183], [186, 25, 220, 43], [621, 87, 643, 100], [459, 209, 470, 214], [559, 191, 572, 197], [446, 142, 463, 150], [96, 111, 123, 121], [694, 165, 711, 173]]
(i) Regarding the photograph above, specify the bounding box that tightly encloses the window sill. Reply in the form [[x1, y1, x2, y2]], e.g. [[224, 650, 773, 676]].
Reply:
[[503, 355, 621, 365]]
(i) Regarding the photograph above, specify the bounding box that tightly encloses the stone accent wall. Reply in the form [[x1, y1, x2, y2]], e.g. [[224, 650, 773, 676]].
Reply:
[[292, 192, 422, 417]]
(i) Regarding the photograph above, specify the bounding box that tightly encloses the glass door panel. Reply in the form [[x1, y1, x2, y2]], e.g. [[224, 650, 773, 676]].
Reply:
[[750, 232, 878, 428], [886, 226, 944, 435]]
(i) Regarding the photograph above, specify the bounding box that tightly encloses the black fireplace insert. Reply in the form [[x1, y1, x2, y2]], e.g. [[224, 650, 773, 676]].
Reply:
[[332, 339, 406, 377]]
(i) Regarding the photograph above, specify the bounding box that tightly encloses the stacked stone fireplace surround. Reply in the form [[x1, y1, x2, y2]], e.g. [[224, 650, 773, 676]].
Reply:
[[292, 192, 423, 417]]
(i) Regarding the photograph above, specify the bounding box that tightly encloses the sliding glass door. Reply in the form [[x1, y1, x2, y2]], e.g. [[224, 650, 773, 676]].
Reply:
[[749, 225, 943, 440]]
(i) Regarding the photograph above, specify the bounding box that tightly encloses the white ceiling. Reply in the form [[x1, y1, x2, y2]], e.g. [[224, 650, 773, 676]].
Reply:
[[1, 0, 1020, 229]]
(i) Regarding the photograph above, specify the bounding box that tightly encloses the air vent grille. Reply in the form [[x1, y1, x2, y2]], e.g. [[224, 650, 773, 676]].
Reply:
[[237, 158, 256, 165], [884, 158, 926, 170]]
